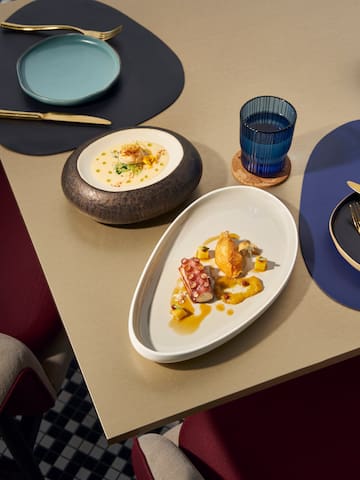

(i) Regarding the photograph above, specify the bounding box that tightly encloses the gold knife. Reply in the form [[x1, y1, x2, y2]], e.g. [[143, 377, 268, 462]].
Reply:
[[0, 109, 111, 125]]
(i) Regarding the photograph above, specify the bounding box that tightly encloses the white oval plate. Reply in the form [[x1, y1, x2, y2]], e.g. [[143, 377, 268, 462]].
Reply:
[[77, 127, 184, 192], [129, 186, 298, 363]]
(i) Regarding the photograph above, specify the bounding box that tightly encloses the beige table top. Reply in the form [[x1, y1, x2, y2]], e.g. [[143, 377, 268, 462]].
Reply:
[[1, 0, 360, 443]]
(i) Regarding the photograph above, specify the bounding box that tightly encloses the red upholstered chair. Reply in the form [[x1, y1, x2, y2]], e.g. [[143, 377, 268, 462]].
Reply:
[[132, 354, 360, 480], [0, 161, 73, 479]]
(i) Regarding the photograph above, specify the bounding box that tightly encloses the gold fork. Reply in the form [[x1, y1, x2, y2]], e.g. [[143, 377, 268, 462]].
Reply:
[[349, 201, 360, 234], [0, 21, 123, 41]]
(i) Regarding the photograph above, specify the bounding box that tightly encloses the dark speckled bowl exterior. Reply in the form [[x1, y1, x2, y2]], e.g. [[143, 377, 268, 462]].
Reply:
[[61, 127, 202, 224]]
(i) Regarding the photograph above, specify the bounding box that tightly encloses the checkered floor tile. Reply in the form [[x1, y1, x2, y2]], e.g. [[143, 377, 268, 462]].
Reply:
[[0, 360, 136, 480]]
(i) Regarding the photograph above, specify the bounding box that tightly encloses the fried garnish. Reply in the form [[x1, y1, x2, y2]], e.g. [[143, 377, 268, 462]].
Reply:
[[215, 231, 245, 278]]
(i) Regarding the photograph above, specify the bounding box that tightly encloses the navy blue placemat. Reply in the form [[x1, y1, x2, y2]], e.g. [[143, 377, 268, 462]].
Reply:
[[0, 0, 185, 155], [299, 121, 360, 311]]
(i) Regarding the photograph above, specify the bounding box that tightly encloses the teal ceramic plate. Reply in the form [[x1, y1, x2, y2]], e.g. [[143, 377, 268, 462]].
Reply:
[[16, 34, 121, 106]]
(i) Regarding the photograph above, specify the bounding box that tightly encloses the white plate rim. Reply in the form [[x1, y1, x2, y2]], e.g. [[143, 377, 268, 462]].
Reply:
[[76, 127, 184, 192], [128, 186, 299, 363]]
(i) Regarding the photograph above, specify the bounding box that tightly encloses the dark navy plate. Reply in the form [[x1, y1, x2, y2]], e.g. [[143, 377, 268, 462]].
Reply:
[[329, 192, 360, 271]]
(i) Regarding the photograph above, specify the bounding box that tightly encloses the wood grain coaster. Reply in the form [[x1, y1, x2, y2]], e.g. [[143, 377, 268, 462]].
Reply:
[[231, 150, 291, 188]]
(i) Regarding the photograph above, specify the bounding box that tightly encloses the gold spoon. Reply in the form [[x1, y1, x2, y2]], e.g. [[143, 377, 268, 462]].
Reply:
[[347, 181, 360, 194]]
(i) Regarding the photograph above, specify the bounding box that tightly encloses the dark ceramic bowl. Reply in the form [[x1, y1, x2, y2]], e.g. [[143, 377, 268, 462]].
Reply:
[[61, 127, 202, 224]]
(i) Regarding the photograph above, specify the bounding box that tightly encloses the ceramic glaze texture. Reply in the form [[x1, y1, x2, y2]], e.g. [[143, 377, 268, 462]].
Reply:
[[17, 34, 121, 105], [61, 127, 202, 224]]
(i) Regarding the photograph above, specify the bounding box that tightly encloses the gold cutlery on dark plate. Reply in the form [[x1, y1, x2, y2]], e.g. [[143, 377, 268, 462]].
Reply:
[[349, 201, 360, 235]]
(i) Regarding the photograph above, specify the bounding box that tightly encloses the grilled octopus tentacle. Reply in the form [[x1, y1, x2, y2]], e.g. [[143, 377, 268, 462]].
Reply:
[[179, 257, 214, 303]]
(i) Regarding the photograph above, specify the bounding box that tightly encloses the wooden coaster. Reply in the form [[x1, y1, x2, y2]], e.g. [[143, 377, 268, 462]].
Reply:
[[231, 150, 291, 188]]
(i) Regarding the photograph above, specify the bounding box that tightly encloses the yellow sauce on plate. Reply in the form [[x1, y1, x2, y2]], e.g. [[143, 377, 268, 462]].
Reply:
[[169, 232, 266, 334], [91, 141, 169, 188], [169, 303, 212, 335]]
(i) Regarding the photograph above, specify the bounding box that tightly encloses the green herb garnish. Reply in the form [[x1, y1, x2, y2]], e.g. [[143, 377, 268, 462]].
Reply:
[[114, 162, 142, 175]]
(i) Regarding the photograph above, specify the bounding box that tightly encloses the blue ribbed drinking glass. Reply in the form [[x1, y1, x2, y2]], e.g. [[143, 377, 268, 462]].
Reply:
[[240, 96, 297, 177]]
